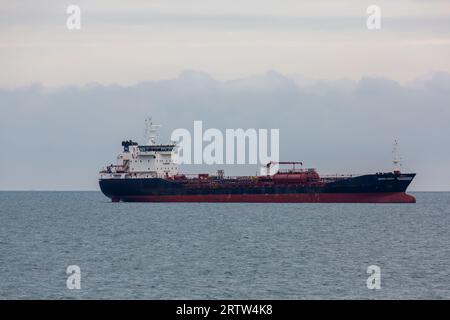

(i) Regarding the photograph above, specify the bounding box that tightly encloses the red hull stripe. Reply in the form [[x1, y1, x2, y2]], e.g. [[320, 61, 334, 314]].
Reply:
[[117, 192, 416, 203]]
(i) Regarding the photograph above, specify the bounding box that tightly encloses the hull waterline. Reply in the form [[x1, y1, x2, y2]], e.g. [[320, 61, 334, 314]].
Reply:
[[109, 192, 415, 203]]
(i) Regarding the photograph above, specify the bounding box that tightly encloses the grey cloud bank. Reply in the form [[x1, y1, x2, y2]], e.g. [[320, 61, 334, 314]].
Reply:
[[0, 70, 449, 191]]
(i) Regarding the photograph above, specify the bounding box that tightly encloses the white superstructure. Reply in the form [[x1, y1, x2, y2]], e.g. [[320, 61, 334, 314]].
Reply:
[[100, 119, 179, 179]]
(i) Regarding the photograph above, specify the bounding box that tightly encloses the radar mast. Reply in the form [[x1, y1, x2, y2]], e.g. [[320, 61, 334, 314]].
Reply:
[[144, 117, 161, 145]]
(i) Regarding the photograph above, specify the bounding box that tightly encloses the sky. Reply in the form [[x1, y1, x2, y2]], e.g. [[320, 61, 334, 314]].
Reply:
[[1, 0, 450, 190], [1, 0, 450, 86]]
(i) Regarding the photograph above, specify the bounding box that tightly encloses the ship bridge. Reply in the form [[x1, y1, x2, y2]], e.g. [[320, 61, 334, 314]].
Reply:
[[100, 118, 179, 179]]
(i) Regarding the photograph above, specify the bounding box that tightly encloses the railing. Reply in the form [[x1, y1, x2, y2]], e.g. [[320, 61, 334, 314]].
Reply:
[[319, 174, 354, 183], [277, 168, 316, 174], [99, 170, 357, 181], [175, 174, 258, 181], [320, 174, 355, 178]]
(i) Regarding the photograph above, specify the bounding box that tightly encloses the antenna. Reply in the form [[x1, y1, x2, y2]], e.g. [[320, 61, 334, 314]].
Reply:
[[392, 139, 402, 173], [144, 117, 161, 145]]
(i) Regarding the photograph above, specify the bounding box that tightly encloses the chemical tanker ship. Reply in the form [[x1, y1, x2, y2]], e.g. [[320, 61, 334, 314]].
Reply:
[[99, 121, 416, 203]]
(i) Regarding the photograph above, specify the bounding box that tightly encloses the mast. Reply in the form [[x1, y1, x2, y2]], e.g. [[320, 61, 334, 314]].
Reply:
[[392, 139, 402, 173], [144, 117, 161, 145]]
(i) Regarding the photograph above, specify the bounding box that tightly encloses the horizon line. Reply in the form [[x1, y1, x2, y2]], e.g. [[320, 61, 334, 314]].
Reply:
[[0, 190, 448, 193]]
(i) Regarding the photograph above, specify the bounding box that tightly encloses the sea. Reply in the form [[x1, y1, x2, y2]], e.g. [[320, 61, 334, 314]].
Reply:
[[0, 191, 449, 299]]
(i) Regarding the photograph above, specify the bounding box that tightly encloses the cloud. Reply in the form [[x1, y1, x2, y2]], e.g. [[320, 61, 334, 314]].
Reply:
[[0, 70, 449, 190], [2, 0, 450, 86]]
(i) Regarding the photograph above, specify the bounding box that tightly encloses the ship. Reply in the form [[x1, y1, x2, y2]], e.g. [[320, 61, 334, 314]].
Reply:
[[99, 120, 416, 203]]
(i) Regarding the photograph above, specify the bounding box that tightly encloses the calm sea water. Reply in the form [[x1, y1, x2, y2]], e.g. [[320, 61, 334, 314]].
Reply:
[[0, 191, 449, 299]]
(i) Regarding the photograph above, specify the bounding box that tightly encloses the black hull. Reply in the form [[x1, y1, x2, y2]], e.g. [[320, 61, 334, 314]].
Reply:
[[99, 172, 416, 203]]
